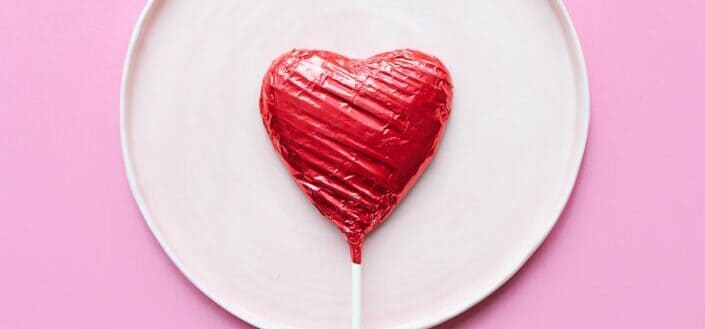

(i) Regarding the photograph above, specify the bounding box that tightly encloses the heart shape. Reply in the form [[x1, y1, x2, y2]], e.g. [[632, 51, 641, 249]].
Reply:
[[260, 49, 452, 263]]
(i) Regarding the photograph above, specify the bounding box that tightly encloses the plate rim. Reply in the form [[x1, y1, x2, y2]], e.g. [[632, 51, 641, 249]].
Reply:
[[119, 1, 590, 328]]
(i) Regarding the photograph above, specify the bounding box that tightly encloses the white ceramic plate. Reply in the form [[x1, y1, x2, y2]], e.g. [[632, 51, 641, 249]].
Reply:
[[121, 1, 589, 328]]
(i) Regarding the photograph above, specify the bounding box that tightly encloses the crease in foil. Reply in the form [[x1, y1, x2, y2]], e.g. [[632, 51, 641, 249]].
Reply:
[[259, 49, 453, 263]]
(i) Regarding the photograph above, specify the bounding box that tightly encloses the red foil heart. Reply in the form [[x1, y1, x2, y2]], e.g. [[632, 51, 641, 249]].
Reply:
[[260, 49, 452, 263]]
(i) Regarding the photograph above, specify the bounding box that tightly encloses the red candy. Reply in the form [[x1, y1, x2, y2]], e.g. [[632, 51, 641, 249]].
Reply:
[[260, 49, 452, 263]]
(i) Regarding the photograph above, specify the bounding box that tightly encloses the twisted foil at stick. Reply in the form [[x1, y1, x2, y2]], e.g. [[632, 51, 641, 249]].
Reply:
[[260, 49, 453, 263]]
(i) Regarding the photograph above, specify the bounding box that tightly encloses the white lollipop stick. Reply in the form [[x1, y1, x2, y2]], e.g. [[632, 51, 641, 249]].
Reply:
[[352, 263, 362, 329]]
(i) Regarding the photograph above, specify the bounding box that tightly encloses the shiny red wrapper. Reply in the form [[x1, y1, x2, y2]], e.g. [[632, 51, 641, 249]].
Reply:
[[260, 49, 452, 263]]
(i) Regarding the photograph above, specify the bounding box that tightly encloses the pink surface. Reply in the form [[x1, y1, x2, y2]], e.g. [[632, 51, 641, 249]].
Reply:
[[0, 1, 703, 328]]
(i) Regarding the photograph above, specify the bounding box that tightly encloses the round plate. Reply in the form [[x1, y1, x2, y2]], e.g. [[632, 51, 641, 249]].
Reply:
[[120, 1, 589, 328]]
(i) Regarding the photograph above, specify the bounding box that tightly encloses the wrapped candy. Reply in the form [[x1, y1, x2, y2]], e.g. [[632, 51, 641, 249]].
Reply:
[[260, 49, 452, 263]]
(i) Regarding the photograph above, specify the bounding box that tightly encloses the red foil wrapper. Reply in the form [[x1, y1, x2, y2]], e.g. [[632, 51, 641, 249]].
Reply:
[[260, 49, 452, 263]]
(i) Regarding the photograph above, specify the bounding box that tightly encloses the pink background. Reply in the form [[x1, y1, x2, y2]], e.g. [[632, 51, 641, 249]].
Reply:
[[1, 0, 704, 328]]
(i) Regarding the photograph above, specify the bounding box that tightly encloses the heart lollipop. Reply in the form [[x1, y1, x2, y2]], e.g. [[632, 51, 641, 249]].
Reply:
[[259, 49, 452, 327]]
